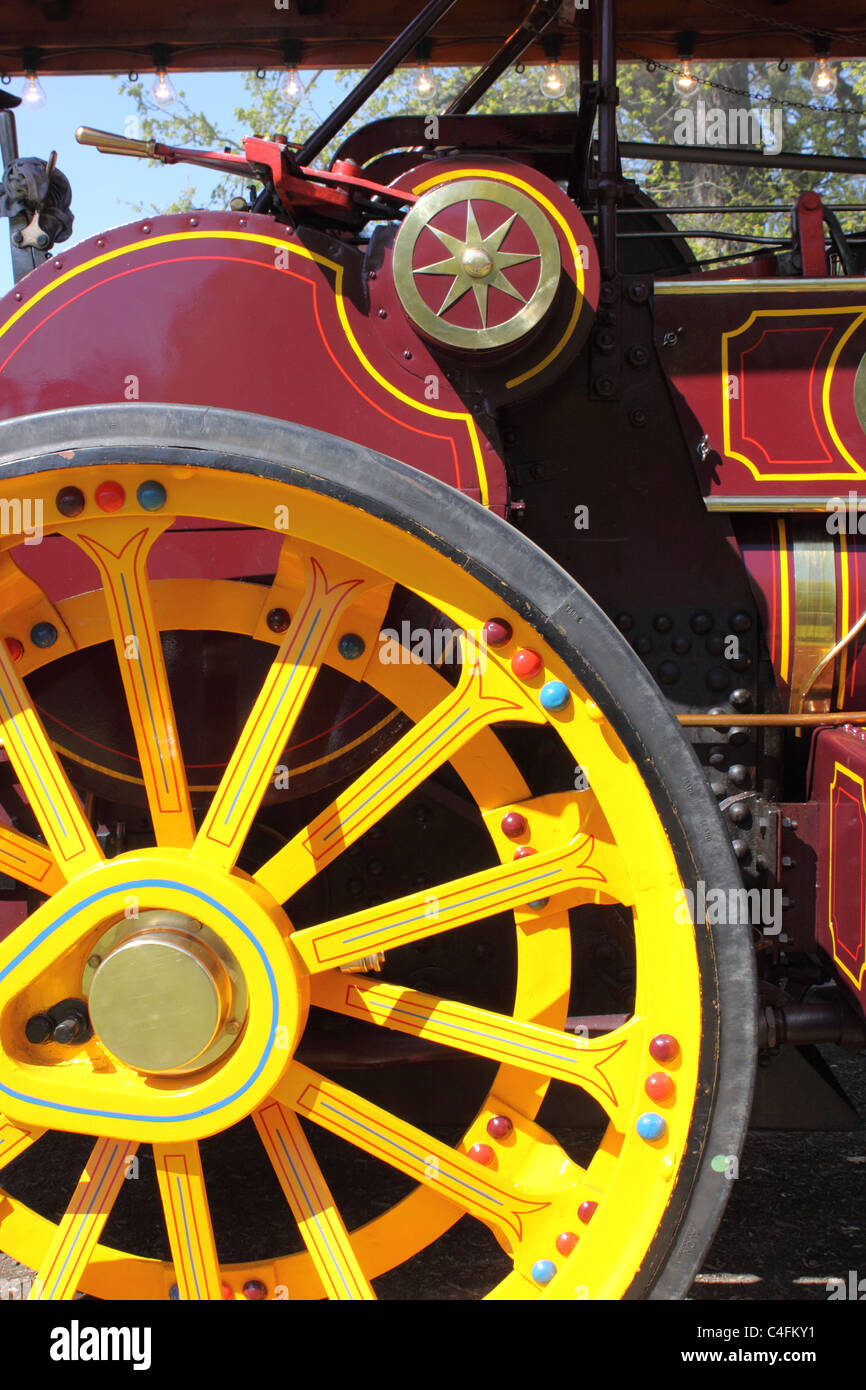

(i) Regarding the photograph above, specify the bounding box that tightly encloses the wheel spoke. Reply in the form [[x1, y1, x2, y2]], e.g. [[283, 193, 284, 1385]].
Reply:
[[293, 832, 614, 972], [70, 521, 195, 847], [30, 1138, 137, 1301], [254, 1099, 375, 1300], [314, 975, 639, 1122], [0, 637, 101, 877], [0, 822, 63, 894], [0, 1115, 43, 1169], [196, 556, 363, 871], [276, 1063, 550, 1244], [255, 644, 533, 903], [154, 1141, 222, 1300]]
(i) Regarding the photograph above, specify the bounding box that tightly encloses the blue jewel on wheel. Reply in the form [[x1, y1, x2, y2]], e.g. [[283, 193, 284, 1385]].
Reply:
[[30, 622, 57, 648], [137, 480, 167, 511], [539, 680, 570, 711], [531, 1259, 557, 1285], [339, 632, 365, 660], [636, 1112, 667, 1142]]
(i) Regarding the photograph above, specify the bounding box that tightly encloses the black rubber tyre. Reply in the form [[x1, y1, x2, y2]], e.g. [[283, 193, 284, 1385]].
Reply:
[[0, 404, 757, 1298]]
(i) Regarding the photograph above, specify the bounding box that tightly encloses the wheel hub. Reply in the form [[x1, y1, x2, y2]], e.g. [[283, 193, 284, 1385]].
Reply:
[[85, 909, 245, 1074]]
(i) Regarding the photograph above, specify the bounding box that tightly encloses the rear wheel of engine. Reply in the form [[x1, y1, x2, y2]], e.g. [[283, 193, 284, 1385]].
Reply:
[[0, 405, 755, 1300]]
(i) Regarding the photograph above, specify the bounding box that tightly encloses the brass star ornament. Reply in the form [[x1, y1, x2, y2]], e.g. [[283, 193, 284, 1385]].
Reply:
[[392, 177, 563, 351], [416, 201, 540, 327]]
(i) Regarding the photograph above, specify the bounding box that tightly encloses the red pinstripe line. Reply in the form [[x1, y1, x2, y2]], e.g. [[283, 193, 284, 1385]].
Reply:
[[40, 1136, 111, 1292], [130, 532, 184, 810], [308, 697, 519, 860], [62, 1142, 132, 1295], [260, 1111, 347, 1300], [0, 657, 87, 858], [311, 837, 599, 960], [76, 530, 180, 816], [346, 989, 626, 1102], [279, 1114, 365, 1299]]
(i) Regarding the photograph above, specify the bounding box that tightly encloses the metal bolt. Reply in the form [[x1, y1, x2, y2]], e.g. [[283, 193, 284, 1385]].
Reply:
[[226, 1019, 242, 1035], [732, 839, 749, 859], [87, 954, 102, 969], [781, 855, 794, 869], [628, 344, 650, 367], [596, 329, 616, 353], [627, 282, 649, 303], [630, 408, 648, 427], [594, 377, 615, 397], [25, 1012, 53, 1044], [662, 331, 678, 347], [730, 687, 751, 708], [378, 308, 388, 319]]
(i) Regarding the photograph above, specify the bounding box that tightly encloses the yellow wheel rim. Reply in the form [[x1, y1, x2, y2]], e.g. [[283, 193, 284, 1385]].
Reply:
[[0, 443, 720, 1301]]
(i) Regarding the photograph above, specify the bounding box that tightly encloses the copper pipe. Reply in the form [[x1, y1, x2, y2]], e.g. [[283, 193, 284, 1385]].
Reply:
[[678, 712, 866, 727]]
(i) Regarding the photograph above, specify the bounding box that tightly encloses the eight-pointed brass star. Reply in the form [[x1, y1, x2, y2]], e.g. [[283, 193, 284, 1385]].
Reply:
[[416, 201, 540, 326]]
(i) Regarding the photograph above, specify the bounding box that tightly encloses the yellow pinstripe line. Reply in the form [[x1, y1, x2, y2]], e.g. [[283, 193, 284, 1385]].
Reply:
[[778, 518, 791, 684], [838, 531, 850, 707]]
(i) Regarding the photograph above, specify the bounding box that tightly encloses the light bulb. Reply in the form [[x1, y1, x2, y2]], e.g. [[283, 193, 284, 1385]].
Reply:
[[540, 61, 568, 98], [810, 58, 837, 98], [151, 68, 176, 109], [20, 74, 46, 110], [674, 59, 699, 98], [281, 67, 302, 100], [414, 64, 436, 98]]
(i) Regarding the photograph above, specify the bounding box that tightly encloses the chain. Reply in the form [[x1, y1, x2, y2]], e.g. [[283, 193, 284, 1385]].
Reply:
[[619, 48, 866, 119]]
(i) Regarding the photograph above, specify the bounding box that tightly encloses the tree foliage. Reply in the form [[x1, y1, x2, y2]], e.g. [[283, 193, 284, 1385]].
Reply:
[[119, 56, 866, 265]]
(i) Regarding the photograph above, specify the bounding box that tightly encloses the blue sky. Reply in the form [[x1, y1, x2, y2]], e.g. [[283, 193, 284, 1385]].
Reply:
[[7, 69, 347, 265]]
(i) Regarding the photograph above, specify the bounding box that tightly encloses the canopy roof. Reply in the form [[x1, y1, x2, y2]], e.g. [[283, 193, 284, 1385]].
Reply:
[[0, 0, 863, 76]]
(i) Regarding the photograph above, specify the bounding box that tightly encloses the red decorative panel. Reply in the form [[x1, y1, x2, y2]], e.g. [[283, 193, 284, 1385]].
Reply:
[[655, 283, 866, 503], [812, 727, 866, 1011]]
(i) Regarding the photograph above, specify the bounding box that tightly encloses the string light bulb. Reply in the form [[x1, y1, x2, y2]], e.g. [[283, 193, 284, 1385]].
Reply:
[[414, 63, 436, 98], [149, 46, 175, 110], [20, 72, 46, 109], [412, 39, 436, 100], [674, 58, 699, 98], [151, 68, 176, 108], [810, 57, 837, 98], [673, 31, 699, 99], [540, 61, 567, 98], [280, 67, 302, 100], [539, 34, 570, 101]]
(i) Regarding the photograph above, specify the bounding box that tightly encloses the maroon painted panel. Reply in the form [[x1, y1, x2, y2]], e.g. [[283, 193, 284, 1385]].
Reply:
[[811, 726, 866, 1015], [655, 284, 866, 504], [0, 211, 507, 513]]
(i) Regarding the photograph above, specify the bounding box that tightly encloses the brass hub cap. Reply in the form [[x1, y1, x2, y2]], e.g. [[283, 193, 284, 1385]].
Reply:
[[85, 908, 247, 1074]]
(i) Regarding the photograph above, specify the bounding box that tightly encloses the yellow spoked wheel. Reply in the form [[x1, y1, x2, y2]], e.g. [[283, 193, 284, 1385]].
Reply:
[[0, 406, 755, 1301]]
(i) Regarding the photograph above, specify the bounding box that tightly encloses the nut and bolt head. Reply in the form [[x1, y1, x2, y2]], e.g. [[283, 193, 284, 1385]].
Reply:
[[226, 1019, 242, 1035], [87, 954, 102, 969], [628, 344, 650, 367]]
